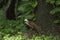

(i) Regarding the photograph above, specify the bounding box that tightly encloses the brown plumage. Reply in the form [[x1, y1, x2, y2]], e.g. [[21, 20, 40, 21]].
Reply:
[[24, 19, 41, 34]]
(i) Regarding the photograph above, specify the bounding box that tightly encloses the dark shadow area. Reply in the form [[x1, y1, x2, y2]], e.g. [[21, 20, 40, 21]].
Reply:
[[0, 0, 8, 9], [6, 0, 16, 20]]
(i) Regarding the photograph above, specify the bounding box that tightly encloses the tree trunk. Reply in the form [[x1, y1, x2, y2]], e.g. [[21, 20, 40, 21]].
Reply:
[[6, 0, 16, 20], [34, 0, 55, 34], [35, 0, 53, 27]]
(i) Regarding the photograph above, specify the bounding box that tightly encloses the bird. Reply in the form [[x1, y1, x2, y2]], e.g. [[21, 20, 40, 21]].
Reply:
[[24, 19, 41, 34]]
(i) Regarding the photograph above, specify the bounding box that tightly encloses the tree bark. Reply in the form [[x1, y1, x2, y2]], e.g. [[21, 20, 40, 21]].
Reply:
[[34, 0, 55, 34], [35, 0, 53, 27]]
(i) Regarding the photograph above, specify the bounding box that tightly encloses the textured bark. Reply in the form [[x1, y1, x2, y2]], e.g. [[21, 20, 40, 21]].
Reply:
[[34, 0, 60, 35], [35, 0, 53, 27]]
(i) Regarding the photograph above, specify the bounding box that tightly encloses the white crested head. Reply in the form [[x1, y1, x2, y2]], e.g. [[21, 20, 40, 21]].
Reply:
[[24, 19, 29, 25], [24, 19, 28, 22]]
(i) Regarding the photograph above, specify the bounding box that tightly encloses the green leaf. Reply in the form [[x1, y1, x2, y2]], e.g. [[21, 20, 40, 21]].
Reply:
[[46, 0, 55, 4], [31, 0, 38, 8], [25, 14, 34, 19], [56, 0, 60, 5], [17, 2, 32, 13], [53, 20, 60, 24], [50, 8, 60, 15]]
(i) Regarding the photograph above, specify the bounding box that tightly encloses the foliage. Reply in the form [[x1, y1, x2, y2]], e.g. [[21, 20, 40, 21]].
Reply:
[[0, 0, 37, 32], [46, 0, 60, 24], [0, 0, 37, 40], [3, 34, 60, 40], [0, 0, 60, 40]]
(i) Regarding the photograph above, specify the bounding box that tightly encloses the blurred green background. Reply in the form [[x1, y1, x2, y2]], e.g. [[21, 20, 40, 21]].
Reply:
[[0, 0, 60, 40]]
